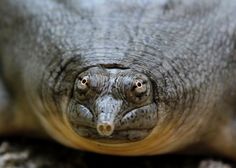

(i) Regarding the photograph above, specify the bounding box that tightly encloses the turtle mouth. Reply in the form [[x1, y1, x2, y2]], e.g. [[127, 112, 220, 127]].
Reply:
[[71, 124, 153, 143], [67, 100, 158, 143]]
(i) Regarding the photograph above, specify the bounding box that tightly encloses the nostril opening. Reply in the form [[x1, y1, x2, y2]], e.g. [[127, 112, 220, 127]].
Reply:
[[105, 125, 112, 132], [98, 124, 104, 132], [97, 123, 114, 136]]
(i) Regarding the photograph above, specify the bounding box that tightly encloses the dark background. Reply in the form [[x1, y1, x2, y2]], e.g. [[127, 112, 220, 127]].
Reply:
[[0, 137, 235, 168]]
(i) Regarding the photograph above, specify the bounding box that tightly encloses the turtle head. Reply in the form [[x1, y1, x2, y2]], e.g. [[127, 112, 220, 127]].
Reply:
[[66, 66, 158, 143]]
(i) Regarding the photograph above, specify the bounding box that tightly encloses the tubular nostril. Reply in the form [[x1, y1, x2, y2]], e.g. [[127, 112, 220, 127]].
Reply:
[[96, 122, 114, 137], [105, 125, 112, 132], [98, 125, 104, 132]]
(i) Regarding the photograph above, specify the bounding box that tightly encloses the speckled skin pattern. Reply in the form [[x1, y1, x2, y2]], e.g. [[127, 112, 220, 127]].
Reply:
[[0, 0, 236, 160]]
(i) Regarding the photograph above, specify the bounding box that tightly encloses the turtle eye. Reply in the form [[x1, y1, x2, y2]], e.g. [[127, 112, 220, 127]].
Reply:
[[75, 76, 90, 101], [77, 76, 89, 91], [132, 80, 148, 98], [133, 80, 146, 95], [125, 77, 151, 104]]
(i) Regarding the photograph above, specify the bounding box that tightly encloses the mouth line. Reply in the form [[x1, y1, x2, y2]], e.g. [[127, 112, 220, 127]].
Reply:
[[72, 125, 152, 143]]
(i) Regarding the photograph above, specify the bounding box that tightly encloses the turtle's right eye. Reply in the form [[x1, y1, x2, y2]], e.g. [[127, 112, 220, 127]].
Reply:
[[75, 76, 90, 101], [77, 76, 89, 91]]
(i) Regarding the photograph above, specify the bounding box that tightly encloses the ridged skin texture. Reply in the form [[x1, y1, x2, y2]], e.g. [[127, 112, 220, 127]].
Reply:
[[0, 0, 236, 159]]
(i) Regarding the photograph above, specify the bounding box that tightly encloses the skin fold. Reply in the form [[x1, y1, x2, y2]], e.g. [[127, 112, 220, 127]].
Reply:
[[0, 0, 236, 159]]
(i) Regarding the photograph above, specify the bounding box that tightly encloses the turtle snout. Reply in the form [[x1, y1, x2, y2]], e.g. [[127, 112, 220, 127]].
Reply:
[[96, 121, 114, 136], [67, 96, 158, 142], [95, 95, 122, 137]]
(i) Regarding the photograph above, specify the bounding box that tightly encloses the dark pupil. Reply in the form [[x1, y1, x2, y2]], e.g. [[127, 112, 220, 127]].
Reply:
[[137, 82, 142, 87], [82, 79, 87, 84]]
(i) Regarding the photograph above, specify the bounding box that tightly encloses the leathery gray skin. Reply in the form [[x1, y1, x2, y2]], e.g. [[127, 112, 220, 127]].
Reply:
[[0, 0, 236, 159]]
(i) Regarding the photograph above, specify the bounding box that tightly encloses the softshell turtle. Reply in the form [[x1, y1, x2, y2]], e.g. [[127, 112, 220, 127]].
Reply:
[[0, 0, 236, 160]]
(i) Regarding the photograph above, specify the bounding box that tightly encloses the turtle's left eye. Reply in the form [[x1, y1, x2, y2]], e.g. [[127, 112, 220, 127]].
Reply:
[[126, 78, 151, 104], [133, 80, 147, 96]]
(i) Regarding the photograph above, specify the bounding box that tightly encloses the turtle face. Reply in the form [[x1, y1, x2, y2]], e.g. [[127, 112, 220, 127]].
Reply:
[[66, 67, 158, 143]]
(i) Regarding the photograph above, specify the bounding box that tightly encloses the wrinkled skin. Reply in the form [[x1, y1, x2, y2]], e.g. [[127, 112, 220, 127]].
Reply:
[[67, 67, 157, 141], [0, 0, 236, 160]]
